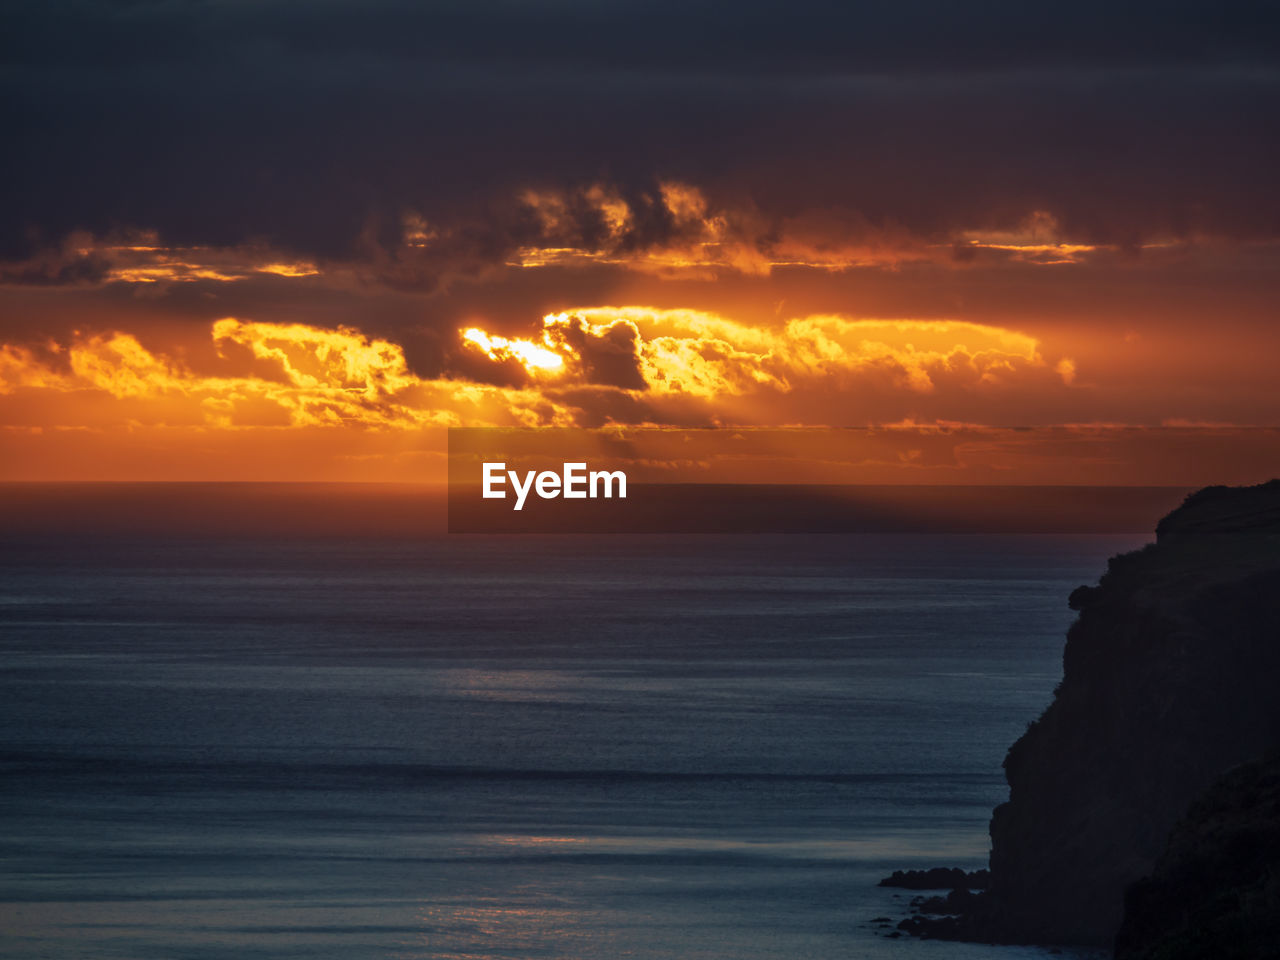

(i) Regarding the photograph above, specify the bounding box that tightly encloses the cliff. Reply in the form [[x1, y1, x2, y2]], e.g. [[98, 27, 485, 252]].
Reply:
[[1114, 753, 1280, 960], [919, 480, 1280, 946]]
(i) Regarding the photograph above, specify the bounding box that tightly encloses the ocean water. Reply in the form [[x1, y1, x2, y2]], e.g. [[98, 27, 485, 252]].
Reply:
[[0, 533, 1139, 959]]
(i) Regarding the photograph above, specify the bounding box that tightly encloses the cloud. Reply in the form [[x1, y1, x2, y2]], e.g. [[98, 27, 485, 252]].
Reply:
[[0, 319, 576, 431], [0, 231, 321, 288], [453, 306, 1083, 426], [0, 306, 1081, 435], [6, 0, 1278, 272], [496, 187, 1117, 277], [0, 187, 1253, 299], [3, 307, 1278, 483], [489, 306, 1062, 387]]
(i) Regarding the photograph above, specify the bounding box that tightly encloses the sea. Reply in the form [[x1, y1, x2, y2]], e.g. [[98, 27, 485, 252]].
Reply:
[[0, 530, 1140, 959]]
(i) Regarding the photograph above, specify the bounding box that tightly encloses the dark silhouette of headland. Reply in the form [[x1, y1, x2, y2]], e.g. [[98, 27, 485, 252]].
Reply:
[[886, 480, 1280, 956]]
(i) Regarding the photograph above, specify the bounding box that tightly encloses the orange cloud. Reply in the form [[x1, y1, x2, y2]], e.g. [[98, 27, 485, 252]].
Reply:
[[461, 327, 565, 374], [463, 308, 1074, 417], [957, 212, 1101, 265], [506, 181, 908, 275], [502, 185, 1118, 276], [1, 309, 1275, 483], [0, 230, 323, 287], [0, 320, 576, 432], [1, 306, 1081, 442], [0, 187, 1195, 296]]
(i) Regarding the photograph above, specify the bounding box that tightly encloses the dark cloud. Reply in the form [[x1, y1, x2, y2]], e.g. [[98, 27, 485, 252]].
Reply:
[[6, 1, 1278, 75], [545, 314, 648, 391], [0, 233, 111, 286], [2, 0, 1278, 263]]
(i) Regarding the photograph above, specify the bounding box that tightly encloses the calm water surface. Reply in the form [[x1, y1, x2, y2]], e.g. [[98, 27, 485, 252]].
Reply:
[[0, 534, 1137, 959]]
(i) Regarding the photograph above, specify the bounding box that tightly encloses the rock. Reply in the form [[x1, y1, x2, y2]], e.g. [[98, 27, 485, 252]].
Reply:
[[911, 887, 982, 915], [1114, 754, 1280, 960], [897, 914, 964, 939], [878, 867, 990, 890]]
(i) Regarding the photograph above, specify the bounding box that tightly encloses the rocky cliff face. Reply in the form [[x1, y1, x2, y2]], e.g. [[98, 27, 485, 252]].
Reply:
[[1114, 753, 1280, 960], [979, 481, 1280, 945]]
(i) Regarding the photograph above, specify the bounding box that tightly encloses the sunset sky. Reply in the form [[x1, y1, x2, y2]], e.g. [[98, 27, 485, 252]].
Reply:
[[3, 1, 1279, 483]]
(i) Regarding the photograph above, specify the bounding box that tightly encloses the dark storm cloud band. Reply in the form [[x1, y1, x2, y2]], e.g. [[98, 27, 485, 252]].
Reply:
[[2, 0, 1279, 261]]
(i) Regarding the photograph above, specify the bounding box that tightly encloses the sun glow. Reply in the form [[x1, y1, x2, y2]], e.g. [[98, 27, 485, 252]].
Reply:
[[462, 327, 565, 373]]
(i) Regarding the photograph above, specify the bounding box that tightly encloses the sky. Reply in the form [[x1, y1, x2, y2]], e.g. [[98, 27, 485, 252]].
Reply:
[[2, 0, 1279, 483]]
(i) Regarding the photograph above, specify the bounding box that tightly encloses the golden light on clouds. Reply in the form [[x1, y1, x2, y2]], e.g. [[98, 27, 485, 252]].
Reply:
[[502, 184, 1115, 275], [100, 244, 322, 284], [0, 230, 325, 287], [1, 307, 1077, 440], [0, 305, 1107, 479], [461, 327, 565, 374], [0, 184, 1151, 294], [212, 318, 421, 399], [0, 320, 576, 433], [2, 306, 1276, 484], [959, 212, 1101, 265], [508, 181, 791, 275], [498, 307, 1067, 400], [254, 262, 322, 278]]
